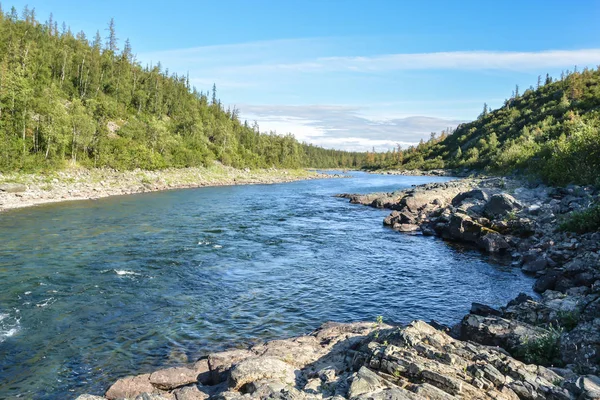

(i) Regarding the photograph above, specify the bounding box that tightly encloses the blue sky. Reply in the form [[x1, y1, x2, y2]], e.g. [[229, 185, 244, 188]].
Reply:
[[7, 0, 600, 150]]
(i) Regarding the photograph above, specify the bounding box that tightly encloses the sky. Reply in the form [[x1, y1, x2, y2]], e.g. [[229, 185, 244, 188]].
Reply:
[[6, 0, 600, 151]]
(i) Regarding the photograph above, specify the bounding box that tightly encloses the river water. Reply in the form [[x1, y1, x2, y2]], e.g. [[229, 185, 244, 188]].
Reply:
[[0, 172, 535, 398]]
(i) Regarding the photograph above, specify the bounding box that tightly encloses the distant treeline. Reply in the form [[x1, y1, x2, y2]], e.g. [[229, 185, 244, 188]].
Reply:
[[0, 5, 367, 171]]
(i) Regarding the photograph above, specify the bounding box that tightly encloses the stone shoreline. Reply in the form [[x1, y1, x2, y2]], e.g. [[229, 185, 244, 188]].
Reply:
[[78, 175, 600, 400], [0, 165, 332, 213]]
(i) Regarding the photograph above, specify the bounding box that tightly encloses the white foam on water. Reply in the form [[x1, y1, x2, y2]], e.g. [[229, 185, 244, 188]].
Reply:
[[213, 245, 223, 249], [0, 311, 20, 343], [24, 291, 32, 295], [36, 297, 55, 308], [114, 269, 139, 276], [198, 241, 212, 245]]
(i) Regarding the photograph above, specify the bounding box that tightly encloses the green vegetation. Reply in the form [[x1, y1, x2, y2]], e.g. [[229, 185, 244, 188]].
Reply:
[[559, 203, 600, 233], [556, 309, 581, 332], [0, 6, 366, 172], [365, 69, 600, 187], [517, 326, 563, 366]]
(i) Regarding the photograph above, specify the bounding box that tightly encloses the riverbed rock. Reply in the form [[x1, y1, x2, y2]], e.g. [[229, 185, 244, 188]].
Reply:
[[172, 385, 210, 400], [228, 356, 297, 391], [75, 396, 106, 400], [149, 367, 199, 390], [207, 350, 254, 384], [574, 375, 600, 399], [193, 359, 211, 385], [357, 320, 564, 400], [560, 318, 600, 375], [452, 188, 489, 206], [105, 374, 160, 400], [483, 193, 522, 218], [459, 314, 548, 354]]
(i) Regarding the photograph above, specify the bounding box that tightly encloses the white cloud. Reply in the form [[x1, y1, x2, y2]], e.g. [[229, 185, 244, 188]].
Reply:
[[240, 104, 465, 151]]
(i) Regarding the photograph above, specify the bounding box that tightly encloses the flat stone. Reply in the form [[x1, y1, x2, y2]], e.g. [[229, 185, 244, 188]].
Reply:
[[105, 374, 157, 400], [348, 367, 387, 398], [149, 367, 198, 390], [228, 356, 296, 391], [173, 385, 209, 400]]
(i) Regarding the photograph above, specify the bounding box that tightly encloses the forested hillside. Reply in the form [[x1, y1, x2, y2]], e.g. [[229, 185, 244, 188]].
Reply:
[[0, 6, 366, 171], [367, 68, 600, 186]]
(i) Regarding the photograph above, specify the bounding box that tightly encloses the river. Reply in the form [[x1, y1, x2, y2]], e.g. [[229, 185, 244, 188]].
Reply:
[[0, 172, 535, 398]]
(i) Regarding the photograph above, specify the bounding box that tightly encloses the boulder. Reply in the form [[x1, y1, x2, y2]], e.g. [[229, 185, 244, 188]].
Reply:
[[459, 314, 548, 354], [392, 223, 420, 232], [521, 255, 548, 274], [575, 375, 600, 399], [193, 359, 211, 385], [105, 374, 159, 400], [478, 232, 510, 253], [137, 395, 173, 400], [470, 302, 502, 317], [533, 271, 559, 293], [75, 396, 106, 400], [348, 367, 389, 398], [227, 356, 297, 391], [173, 385, 209, 400], [207, 349, 254, 384], [560, 318, 600, 375], [133, 394, 173, 400], [483, 193, 522, 218], [250, 335, 322, 369], [451, 189, 489, 206], [149, 367, 198, 390]]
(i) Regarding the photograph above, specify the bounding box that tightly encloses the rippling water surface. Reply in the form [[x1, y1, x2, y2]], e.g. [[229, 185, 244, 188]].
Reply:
[[0, 172, 535, 398]]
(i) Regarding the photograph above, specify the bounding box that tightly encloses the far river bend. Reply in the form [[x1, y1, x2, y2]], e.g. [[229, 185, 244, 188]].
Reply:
[[0, 172, 535, 399]]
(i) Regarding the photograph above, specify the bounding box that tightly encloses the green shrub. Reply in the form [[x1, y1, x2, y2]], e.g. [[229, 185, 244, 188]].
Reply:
[[559, 203, 600, 233], [517, 326, 563, 366]]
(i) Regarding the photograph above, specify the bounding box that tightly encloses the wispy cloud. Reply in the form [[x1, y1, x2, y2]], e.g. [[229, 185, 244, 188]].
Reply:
[[240, 104, 465, 151]]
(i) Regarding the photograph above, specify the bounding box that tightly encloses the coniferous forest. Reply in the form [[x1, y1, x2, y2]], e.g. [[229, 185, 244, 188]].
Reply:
[[0, 6, 367, 172], [364, 68, 600, 186]]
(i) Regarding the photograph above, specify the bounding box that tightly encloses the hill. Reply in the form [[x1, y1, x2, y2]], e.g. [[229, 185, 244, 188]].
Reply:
[[0, 6, 365, 172], [367, 68, 600, 186]]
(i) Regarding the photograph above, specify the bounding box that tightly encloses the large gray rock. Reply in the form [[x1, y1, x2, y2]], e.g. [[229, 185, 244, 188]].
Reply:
[[451, 189, 489, 206], [348, 367, 389, 398], [207, 349, 254, 384], [173, 385, 209, 400], [560, 318, 600, 375], [228, 356, 297, 391], [521, 255, 548, 273], [459, 314, 548, 354], [105, 374, 160, 400], [575, 375, 600, 399], [149, 367, 198, 390], [478, 232, 510, 253], [483, 193, 522, 218]]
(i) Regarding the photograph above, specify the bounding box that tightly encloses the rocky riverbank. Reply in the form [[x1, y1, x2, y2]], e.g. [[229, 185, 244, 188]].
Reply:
[[0, 164, 331, 212], [76, 176, 600, 400], [365, 169, 470, 177]]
